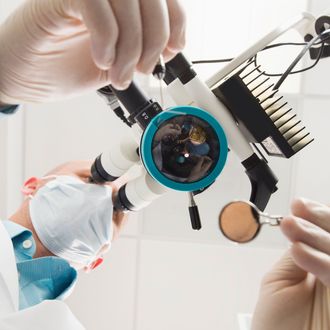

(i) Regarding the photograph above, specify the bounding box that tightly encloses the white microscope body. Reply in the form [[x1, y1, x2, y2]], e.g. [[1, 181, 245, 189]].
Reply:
[[91, 8, 330, 229]]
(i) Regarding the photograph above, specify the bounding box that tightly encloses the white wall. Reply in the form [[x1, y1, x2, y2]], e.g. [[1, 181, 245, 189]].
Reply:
[[0, 1, 25, 218], [293, 0, 330, 202], [1, 0, 330, 329]]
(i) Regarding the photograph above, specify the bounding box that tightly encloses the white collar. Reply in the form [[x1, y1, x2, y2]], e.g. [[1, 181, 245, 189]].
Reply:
[[0, 220, 19, 312]]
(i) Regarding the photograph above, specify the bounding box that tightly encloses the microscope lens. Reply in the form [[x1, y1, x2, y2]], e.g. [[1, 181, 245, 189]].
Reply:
[[152, 115, 220, 183]]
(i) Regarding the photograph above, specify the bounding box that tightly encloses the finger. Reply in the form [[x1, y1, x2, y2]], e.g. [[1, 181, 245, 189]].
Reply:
[[261, 251, 308, 288], [137, 0, 170, 74], [291, 198, 330, 233], [107, 0, 143, 90], [190, 160, 202, 175], [291, 242, 330, 287], [163, 0, 186, 61], [202, 162, 212, 173], [169, 130, 179, 136], [202, 156, 212, 166], [80, 0, 119, 70], [172, 127, 182, 133], [280, 216, 330, 256]]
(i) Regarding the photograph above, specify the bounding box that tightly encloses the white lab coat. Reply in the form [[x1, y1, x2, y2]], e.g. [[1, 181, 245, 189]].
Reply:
[[0, 220, 85, 330]]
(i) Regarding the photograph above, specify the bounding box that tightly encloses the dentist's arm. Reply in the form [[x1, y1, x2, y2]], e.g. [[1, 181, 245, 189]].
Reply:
[[0, 0, 186, 104], [252, 198, 330, 330]]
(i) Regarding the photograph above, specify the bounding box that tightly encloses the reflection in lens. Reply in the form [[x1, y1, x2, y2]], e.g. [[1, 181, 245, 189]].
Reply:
[[152, 115, 220, 183], [219, 201, 260, 243]]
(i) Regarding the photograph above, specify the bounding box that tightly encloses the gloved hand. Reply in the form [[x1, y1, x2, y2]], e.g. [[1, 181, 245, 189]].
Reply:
[[251, 198, 330, 330], [0, 0, 186, 104]]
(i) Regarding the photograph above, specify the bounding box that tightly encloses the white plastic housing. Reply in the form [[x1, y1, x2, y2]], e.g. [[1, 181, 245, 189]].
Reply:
[[167, 79, 198, 107], [100, 137, 140, 178], [125, 169, 169, 210]]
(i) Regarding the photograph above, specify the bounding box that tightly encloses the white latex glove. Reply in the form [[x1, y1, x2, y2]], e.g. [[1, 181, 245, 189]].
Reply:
[[251, 198, 330, 330], [0, 0, 186, 104]]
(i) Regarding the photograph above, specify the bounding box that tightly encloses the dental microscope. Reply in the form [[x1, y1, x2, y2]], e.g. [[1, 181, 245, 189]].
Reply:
[[90, 10, 330, 231]]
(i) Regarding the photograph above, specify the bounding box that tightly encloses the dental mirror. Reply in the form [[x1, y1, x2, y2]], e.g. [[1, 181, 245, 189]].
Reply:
[[218, 201, 282, 243]]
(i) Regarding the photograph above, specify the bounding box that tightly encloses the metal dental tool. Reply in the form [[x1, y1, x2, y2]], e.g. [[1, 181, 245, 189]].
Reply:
[[218, 200, 282, 243]]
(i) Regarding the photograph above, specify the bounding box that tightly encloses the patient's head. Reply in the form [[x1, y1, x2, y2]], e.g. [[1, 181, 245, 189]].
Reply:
[[10, 160, 124, 272]]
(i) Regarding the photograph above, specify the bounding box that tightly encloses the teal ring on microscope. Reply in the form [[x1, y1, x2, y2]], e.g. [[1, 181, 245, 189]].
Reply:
[[140, 105, 228, 192]]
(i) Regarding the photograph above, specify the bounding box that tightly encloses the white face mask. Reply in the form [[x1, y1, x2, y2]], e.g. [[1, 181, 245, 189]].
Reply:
[[29, 175, 114, 268]]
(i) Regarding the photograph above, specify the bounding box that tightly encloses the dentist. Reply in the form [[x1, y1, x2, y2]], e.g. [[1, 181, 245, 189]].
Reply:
[[0, 160, 128, 330]]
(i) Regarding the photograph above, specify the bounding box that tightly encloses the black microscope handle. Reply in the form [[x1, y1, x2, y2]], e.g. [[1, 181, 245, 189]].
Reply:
[[189, 205, 202, 230]]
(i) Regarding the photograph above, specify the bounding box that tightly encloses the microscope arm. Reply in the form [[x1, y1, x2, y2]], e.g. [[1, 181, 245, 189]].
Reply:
[[161, 7, 330, 210], [206, 13, 316, 88], [94, 9, 330, 214]]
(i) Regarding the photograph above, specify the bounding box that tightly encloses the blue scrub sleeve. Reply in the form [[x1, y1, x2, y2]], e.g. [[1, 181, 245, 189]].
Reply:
[[0, 104, 21, 117]]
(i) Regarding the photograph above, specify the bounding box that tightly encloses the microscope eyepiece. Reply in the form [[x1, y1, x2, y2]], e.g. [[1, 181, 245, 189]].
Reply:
[[113, 185, 135, 212], [91, 155, 119, 184]]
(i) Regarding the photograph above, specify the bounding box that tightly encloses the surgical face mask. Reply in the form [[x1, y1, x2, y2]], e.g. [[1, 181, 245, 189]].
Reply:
[[29, 175, 114, 268]]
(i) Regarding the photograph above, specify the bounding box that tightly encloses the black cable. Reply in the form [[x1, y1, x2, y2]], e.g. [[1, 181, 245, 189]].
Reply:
[[113, 107, 133, 127], [192, 58, 233, 64], [273, 29, 330, 90], [252, 39, 327, 78], [191, 42, 312, 65], [254, 36, 330, 76], [97, 86, 133, 127], [191, 39, 329, 79], [263, 41, 308, 49]]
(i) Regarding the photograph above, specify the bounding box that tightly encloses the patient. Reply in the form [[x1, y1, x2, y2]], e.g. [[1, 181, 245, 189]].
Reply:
[[5, 160, 127, 310]]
